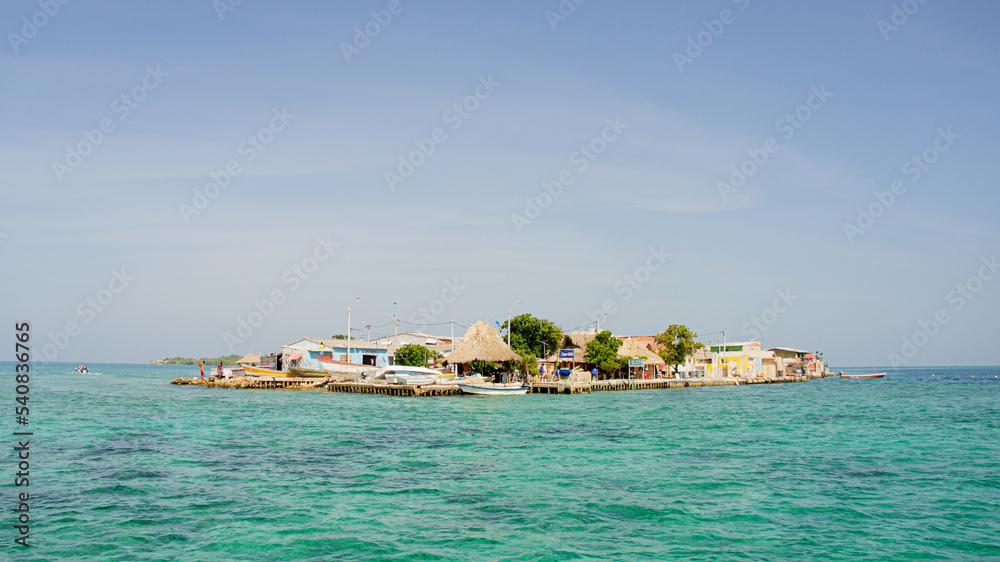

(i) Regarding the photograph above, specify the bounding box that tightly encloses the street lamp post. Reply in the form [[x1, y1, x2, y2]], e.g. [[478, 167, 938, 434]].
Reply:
[[347, 296, 359, 364], [507, 300, 523, 347], [385, 312, 400, 366], [386, 314, 398, 340], [596, 312, 608, 333]]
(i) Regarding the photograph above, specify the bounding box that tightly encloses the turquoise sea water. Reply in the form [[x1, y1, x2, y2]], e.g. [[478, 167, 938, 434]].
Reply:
[[2, 363, 999, 560]]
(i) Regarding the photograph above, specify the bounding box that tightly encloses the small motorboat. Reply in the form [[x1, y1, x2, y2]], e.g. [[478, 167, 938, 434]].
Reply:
[[315, 355, 379, 377], [458, 382, 530, 395], [242, 365, 291, 378], [366, 366, 456, 385], [288, 366, 332, 378], [841, 371, 886, 379], [75, 365, 90, 374]]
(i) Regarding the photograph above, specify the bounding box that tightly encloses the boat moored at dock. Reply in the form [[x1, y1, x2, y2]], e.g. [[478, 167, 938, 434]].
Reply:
[[287, 366, 331, 378], [243, 365, 292, 378], [365, 365, 456, 385], [316, 355, 378, 377], [458, 382, 530, 395]]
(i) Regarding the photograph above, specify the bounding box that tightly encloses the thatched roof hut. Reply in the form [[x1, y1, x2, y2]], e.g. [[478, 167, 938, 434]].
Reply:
[[444, 322, 522, 364], [564, 330, 597, 350], [617, 338, 665, 365], [236, 353, 261, 365], [545, 330, 597, 363]]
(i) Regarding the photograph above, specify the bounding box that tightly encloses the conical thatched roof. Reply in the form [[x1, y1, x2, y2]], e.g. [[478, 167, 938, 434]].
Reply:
[[545, 330, 597, 362], [564, 330, 597, 350], [444, 322, 522, 364], [237, 353, 261, 365], [617, 338, 665, 365]]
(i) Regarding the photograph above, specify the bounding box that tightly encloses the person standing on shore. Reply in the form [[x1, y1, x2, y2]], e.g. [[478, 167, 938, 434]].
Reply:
[[200, 360, 205, 379], [217, 362, 223, 378]]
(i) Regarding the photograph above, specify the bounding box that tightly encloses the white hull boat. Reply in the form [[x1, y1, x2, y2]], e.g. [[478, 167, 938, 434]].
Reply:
[[367, 366, 456, 385], [458, 382, 530, 396], [316, 355, 377, 377], [841, 372, 886, 379]]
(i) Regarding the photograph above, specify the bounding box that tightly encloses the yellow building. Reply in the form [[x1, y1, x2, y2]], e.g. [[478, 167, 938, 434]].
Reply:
[[688, 341, 780, 378]]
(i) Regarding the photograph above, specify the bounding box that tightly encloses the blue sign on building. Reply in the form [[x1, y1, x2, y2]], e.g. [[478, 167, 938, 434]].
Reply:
[[558, 349, 574, 360]]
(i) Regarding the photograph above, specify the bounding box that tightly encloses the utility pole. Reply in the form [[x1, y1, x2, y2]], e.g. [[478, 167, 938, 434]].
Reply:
[[507, 310, 512, 347], [386, 313, 399, 341], [347, 296, 359, 364], [507, 300, 523, 347]]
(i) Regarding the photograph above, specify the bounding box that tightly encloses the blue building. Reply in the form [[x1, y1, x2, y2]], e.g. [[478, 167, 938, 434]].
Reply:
[[281, 337, 390, 371]]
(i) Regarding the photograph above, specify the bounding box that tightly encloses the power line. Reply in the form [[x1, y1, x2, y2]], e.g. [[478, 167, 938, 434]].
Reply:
[[396, 319, 454, 327], [563, 321, 598, 333]]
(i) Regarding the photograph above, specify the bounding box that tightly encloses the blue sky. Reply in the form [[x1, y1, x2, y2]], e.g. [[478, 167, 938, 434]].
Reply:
[[1, 0, 997, 366]]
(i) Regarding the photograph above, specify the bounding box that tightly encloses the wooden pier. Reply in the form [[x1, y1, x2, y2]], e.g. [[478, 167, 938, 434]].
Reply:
[[172, 372, 835, 395], [170, 377, 325, 390], [326, 381, 460, 397], [531, 381, 593, 394], [531, 374, 828, 394]]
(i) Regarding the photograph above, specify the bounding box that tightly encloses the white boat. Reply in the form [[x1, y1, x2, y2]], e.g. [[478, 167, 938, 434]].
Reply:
[[841, 372, 886, 379], [458, 382, 530, 396], [315, 355, 376, 375], [367, 366, 456, 385]]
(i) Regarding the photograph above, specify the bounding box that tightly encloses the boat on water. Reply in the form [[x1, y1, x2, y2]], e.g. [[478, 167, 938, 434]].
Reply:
[[841, 370, 886, 379], [458, 382, 530, 396], [243, 365, 292, 378], [287, 366, 332, 378], [75, 365, 90, 374], [366, 366, 456, 385]]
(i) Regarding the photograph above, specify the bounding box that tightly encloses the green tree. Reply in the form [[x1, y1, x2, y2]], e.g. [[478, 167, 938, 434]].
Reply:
[[515, 349, 538, 382], [584, 330, 627, 378], [501, 314, 563, 358], [654, 324, 704, 375], [467, 360, 507, 381], [395, 344, 432, 367], [331, 334, 348, 339]]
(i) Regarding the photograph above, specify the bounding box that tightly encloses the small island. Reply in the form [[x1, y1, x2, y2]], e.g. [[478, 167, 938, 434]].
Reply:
[[151, 355, 241, 365]]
